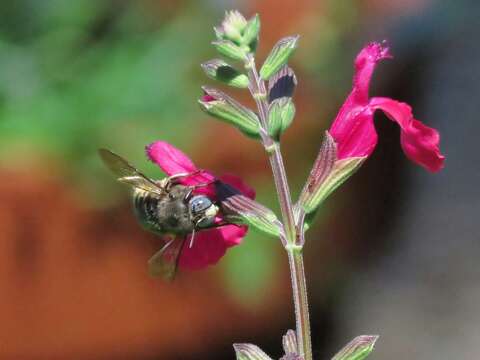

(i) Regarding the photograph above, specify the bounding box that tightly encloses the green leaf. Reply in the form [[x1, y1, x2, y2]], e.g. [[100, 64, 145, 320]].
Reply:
[[199, 86, 260, 138], [332, 335, 379, 360], [234, 344, 273, 360], [201, 59, 249, 88], [260, 35, 299, 80], [267, 97, 295, 140]]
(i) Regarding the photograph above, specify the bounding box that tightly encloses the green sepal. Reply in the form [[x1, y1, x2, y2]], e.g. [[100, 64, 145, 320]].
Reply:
[[215, 181, 283, 238], [267, 97, 295, 140], [212, 40, 248, 61], [242, 14, 260, 51], [234, 344, 273, 360], [260, 35, 299, 80], [201, 59, 249, 88], [302, 156, 366, 214], [332, 335, 378, 360], [199, 86, 260, 138]]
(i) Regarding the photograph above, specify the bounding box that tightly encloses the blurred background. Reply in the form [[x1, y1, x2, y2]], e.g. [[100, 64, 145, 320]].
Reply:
[[0, 0, 476, 359]]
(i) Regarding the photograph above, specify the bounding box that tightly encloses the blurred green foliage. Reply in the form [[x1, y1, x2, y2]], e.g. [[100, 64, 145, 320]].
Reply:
[[0, 0, 361, 302], [0, 0, 217, 177]]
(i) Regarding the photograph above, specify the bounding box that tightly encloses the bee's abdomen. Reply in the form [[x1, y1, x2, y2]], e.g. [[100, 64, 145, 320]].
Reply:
[[132, 189, 162, 233]]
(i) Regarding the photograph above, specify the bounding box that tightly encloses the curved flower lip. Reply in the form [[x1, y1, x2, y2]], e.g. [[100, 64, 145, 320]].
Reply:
[[329, 41, 445, 172], [146, 140, 254, 270]]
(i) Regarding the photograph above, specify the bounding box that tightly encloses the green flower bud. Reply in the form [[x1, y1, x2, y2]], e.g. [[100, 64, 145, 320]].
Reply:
[[260, 35, 299, 80], [199, 86, 260, 138], [201, 59, 249, 88], [267, 97, 295, 140], [212, 40, 248, 61], [233, 343, 273, 360], [332, 335, 378, 360], [220, 10, 248, 43], [242, 14, 260, 51]]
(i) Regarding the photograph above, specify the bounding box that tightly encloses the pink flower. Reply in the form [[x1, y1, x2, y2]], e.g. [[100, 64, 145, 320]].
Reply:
[[146, 141, 254, 270], [329, 42, 445, 172]]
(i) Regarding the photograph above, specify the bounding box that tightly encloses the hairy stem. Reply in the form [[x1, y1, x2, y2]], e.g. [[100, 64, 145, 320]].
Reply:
[[245, 54, 313, 360]]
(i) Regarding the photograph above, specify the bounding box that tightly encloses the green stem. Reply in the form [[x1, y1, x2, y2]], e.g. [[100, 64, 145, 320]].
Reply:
[[287, 247, 313, 360], [245, 54, 313, 360]]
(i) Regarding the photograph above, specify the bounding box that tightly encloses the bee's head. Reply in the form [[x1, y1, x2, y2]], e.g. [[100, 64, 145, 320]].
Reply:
[[188, 195, 218, 228]]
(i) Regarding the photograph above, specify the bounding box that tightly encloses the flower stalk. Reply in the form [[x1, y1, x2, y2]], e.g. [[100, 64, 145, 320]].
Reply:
[[202, 11, 444, 360], [244, 52, 313, 360]]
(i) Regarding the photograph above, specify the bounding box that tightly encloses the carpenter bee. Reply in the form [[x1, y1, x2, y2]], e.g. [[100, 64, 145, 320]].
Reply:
[[99, 149, 219, 280]]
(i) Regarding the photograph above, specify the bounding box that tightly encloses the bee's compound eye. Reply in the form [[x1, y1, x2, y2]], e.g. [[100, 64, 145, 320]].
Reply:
[[189, 195, 213, 215]]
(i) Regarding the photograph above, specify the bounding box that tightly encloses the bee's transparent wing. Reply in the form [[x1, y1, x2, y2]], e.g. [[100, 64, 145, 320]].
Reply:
[[99, 148, 165, 195], [148, 237, 185, 281]]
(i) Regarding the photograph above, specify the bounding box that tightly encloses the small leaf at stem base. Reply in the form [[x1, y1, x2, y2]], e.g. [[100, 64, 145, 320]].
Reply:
[[233, 343, 273, 360], [332, 335, 379, 360]]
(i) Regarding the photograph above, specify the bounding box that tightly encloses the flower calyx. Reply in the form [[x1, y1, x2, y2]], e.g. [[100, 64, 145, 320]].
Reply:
[[201, 59, 249, 88], [198, 86, 261, 138], [215, 180, 284, 238], [296, 132, 366, 218], [260, 35, 299, 80]]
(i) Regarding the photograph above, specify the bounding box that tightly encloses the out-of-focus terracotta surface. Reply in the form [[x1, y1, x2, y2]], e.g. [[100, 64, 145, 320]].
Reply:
[[0, 163, 289, 359]]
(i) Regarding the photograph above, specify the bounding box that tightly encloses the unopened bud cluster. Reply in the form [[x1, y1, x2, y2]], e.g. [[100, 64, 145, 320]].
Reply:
[[199, 11, 364, 242]]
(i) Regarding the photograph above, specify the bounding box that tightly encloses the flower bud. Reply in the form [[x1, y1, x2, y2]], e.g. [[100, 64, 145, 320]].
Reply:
[[260, 35, 299, 80], [242, 14, 260, 51], [233, 343, 273, 360], [212, 40, 248, 61], [219, 10, 248, 43], [201, 59, 249, 88], [268, 66, 297, 102], [199, 86, 260, 138], [282, 330, 297, 356], [332, 335, 378, 360], [267, 97, 295, 140]]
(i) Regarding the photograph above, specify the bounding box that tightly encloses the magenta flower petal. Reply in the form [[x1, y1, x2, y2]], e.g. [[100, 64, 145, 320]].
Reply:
[[329, 42, 444, 170], [179, 225, 247, 270], [369, 97, 445, 172], [329, 42, 392, 159], [146, 141, 215, 186]]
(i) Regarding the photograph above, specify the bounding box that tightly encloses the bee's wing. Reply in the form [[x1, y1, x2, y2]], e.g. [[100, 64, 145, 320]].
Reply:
[[99, 148, 165, 196], [148, 237, 185, 281]]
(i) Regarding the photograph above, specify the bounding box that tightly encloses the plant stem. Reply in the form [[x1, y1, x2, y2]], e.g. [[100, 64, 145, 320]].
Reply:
[[287, 248, 313, 360], [245, 54, 313, 360]]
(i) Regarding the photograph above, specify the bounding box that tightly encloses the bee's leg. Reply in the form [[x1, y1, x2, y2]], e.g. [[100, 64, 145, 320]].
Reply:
[[165, 169, 206, 190], [188, 227, 196, 248]]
